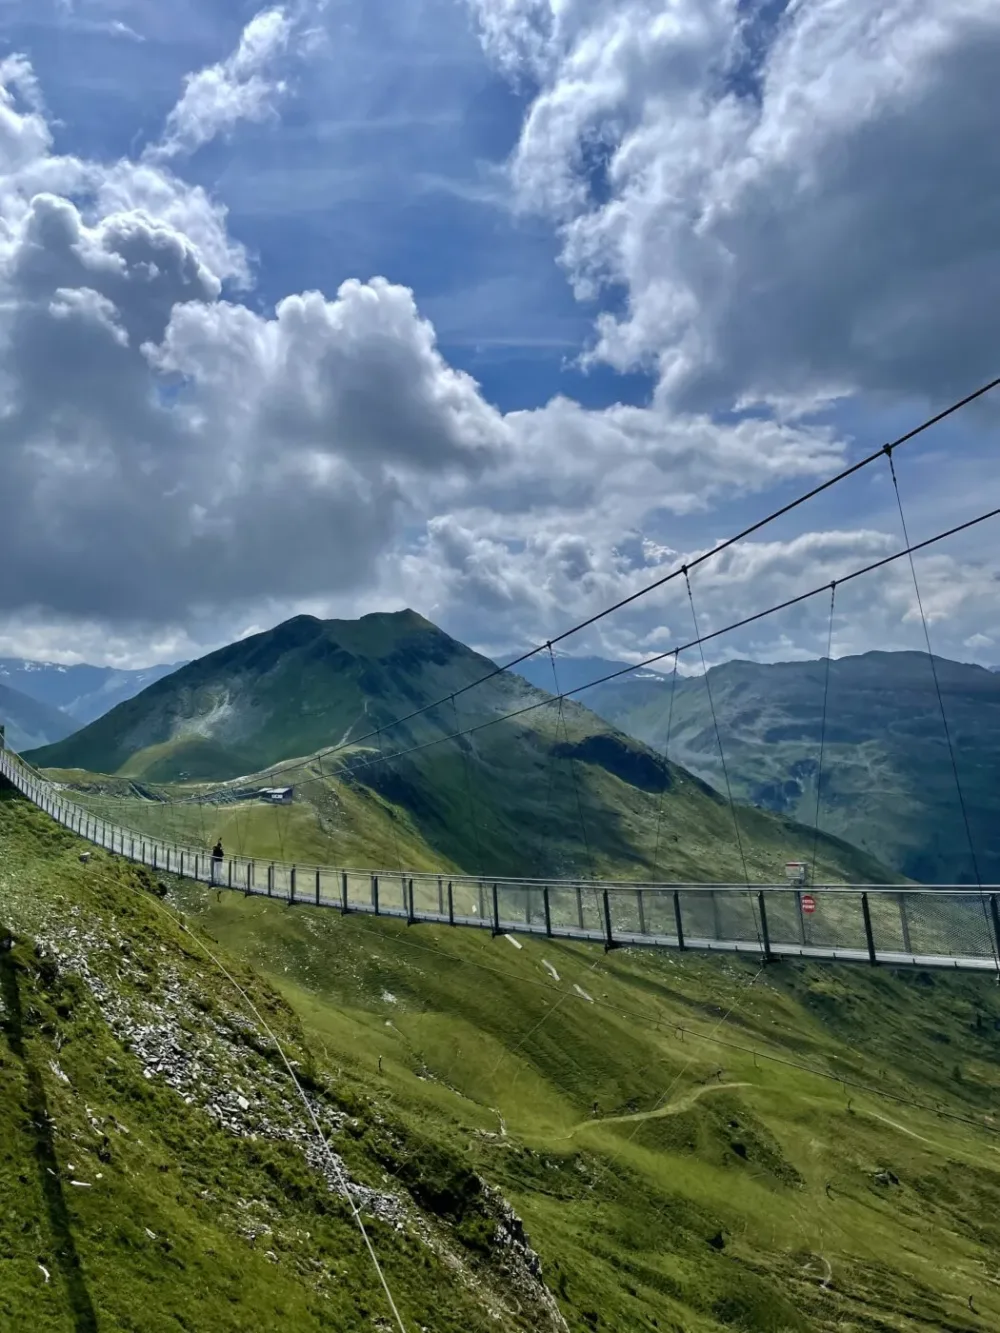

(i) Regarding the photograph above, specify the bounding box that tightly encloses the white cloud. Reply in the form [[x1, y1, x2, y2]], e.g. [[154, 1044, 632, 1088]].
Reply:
[[471, 0, 1000, 412], [0, 31, 997, 680], [150, 7, 295, 160]]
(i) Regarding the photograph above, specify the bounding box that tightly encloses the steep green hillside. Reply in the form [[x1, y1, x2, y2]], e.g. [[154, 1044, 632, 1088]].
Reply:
[[585, 651, 1000, 885], [6, 784, 1000, 1331], [0, 785, 570, 1332], [0, 681, 76, 751], [52, 727, 895, 890], [29, 612, 898, 886]]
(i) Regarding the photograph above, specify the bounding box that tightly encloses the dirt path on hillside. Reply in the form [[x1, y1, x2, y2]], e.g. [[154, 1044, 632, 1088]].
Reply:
[[567, 1080, 752, 1136]]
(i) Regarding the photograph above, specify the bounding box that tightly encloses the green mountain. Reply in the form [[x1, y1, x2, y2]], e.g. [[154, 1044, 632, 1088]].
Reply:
[[6, 783, 1000, 1331], [582, 651, 1000, 885], [0, 681, 77, 751], [28, 612, 895, 887]]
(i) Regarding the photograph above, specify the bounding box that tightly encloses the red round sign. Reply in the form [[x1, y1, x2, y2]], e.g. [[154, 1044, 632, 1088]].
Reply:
[[801, 894, 817, 914]]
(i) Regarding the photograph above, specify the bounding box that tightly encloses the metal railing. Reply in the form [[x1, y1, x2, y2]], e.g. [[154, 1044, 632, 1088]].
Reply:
[[3, 746, 999, 974]]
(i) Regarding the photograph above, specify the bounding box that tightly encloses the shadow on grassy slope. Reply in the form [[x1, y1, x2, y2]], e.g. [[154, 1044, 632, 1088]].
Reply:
[[0, 932, 98, 1333]]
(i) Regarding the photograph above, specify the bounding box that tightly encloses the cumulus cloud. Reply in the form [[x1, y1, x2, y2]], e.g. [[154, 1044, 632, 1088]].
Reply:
[[393, 515, 1000, 677], [471, 0, 1000, 412], [151, 6, 294, 160], [0, 26, 996, 677]]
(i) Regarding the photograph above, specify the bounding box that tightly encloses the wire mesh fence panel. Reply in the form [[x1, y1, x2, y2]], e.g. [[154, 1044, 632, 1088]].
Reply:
[[635, 889, 678, 939], [340, 870, 366, 911], [523, 884, 547, 931], [791, 891, 868, 951], [710, 890, 765, 944], [448, 878, 484, 922], [758, 890, 808, 949], [406, 875, 440, 918], [607, 888, 647, 937], [864, 892, 910, 954], [894, 893, 996, 961], [674, 890, 722, 942], [546, 884, 604, 935], [495, 882, 529, 929]]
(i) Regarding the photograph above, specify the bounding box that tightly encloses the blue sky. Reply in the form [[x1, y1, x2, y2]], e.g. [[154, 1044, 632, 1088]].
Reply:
[[0, 0, 997, 671]]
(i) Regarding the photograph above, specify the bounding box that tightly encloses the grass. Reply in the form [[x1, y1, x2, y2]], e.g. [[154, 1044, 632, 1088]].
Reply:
[[9, 778, 1000, 1330], [0, 786, 567, 1332]]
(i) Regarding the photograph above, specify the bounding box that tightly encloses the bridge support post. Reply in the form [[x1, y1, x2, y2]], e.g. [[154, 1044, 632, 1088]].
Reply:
[[246, 863, 252, 896], [673, 891, 685, 951], [990, 895, 1000, 966], [543, 886, 552, 938], [372, 874, 380, 916], [407, 878, 415, 926], [491, 883, 500, 937], [711, 890, 722, 940], [757, 891, 772, 963], [337, 870, 345, 912], [861, 892, 877, 965], [636, 888, 646, 935], [290, 866, 296, 904], [575, 886, 584, 931], [898, 893, 912, 953], [602, 889, 616, 952], [267, 863, 275, 897], [795, 890, 806, 945], [437, 876, 444, 917], [228, 859, 232, 889], [447, 881, 454, 926]]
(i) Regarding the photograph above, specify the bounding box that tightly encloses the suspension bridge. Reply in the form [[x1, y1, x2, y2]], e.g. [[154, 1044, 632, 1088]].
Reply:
[[4, 378, 1000, 978], [4, 745, 1000, 974]]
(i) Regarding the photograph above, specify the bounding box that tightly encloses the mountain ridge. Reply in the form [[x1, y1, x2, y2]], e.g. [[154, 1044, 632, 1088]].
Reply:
[[29, 611, 897, 890], [582, 648, 1000, 884]]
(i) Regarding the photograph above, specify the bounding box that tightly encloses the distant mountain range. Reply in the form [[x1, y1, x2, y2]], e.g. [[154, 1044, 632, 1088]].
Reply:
[[501, 651, 670, 696], [579, 651, 1000, 886], [25, 611, 888, 886], [0, 657, 186, 740], [0, 681, 78, 751]]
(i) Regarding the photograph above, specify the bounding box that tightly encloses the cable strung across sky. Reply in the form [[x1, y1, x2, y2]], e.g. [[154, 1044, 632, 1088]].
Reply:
[[298, 373, 1000, 769]]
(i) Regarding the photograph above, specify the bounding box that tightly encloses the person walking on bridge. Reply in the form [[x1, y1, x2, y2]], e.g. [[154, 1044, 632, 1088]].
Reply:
[[211, 838, 224, 886]]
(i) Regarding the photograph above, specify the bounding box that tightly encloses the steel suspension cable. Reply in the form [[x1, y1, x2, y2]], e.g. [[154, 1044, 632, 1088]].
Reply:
[[683, 569, 758, 943], [547, 643, 596, 884], [328, 504, 1000, 789], [233, 376, 1000, 789], [883, 447, 999, 976], [451, 694, 485, 879], [810, 582, 837, 887], [651, 651, 680, 879], [376, 727, 403, 874]]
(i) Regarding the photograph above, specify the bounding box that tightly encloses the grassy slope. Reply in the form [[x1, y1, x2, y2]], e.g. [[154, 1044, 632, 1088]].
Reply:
[[584, 651, 1000, 885], [174, 839, 1000, 1332], [0, 788, 567, 1333], [7, 787, 1000, 1330], [9, 785, 1000, 1331], [55, 718, 896, 889]]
